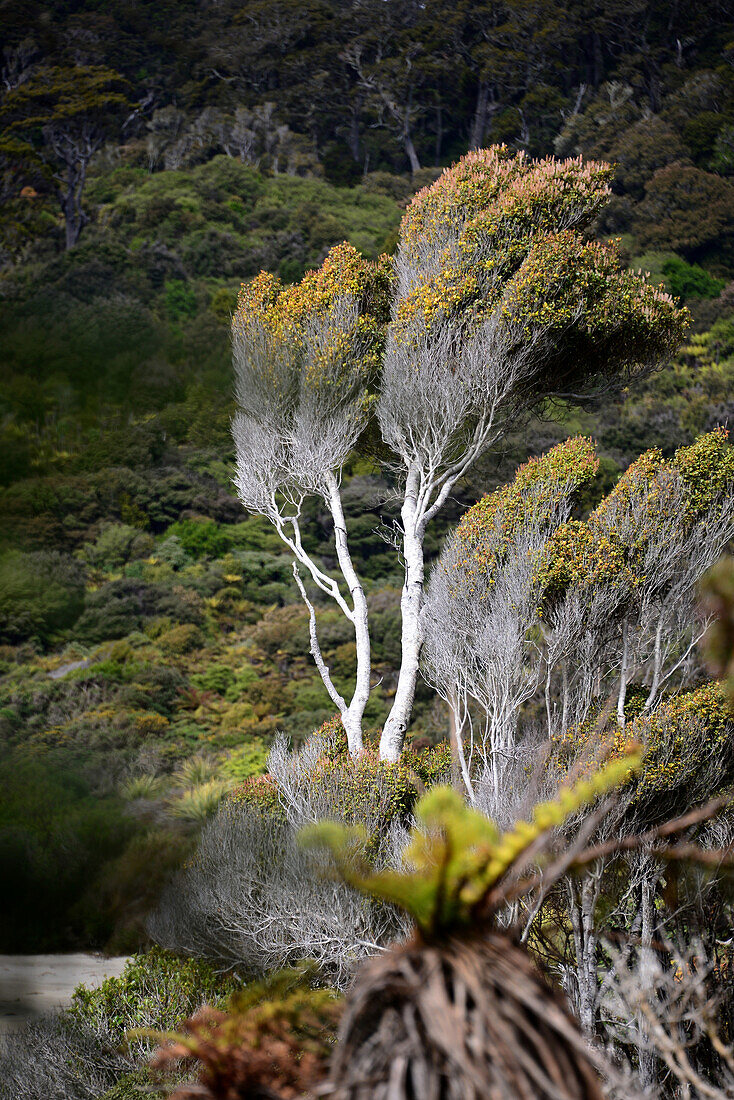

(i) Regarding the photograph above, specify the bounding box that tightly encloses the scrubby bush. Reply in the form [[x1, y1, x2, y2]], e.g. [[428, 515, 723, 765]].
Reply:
[[0, 1011, 126, 1100], [164, 518, 232, 559], [0, 550, 85, 644], [74, 579, 202, 644], [635, 165, 734, 260], [149, 798, 408, 986], [155, 534, 191, 569], [168, 779, 231, 823], [0, 950, 238, 1100], [662, 256, 726, 301], [150, 723, 450, 984], [158, 623, 204, 655], [147, 968, 341, 1100], [82, 524, 154, 569], [69, 948, 238, 1053]]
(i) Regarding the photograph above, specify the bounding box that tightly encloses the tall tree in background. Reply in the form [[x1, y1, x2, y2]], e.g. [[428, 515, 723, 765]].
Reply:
[[0, 65, 129, 249]]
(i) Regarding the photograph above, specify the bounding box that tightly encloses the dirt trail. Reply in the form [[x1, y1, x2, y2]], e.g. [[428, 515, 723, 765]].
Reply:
[[0, 954, 128, 1033]]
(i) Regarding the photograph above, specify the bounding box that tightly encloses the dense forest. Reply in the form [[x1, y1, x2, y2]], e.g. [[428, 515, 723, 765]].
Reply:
[[2, 3, 734, 1098]]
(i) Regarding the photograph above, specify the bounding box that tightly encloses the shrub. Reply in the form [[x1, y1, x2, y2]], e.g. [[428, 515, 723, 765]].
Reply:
[[167, 780, 231, 823], [220, 740, 269, 781], [75, 579, 202, 644], [149, 799, 408, 986], [122, 774, 165, 800], [0, 550, 85, 644], [165, 518, 232, 559], [634, 165, 734, 260], [147, 968, 341, 1100], [69, 948, 238, 1054], [0, 1011, 127, 1100], [552, 682, 734, 827], [158, 623, 204, 655], [82, 523, 155, 569], [132, 711, 170, 737], [661, 256, 726, 301], [190, 664, 235, 695], [150, 724, 450, 983], [172, 755, 219, 788], [155, 535, 191, 570], [164, 278, 198, 319]]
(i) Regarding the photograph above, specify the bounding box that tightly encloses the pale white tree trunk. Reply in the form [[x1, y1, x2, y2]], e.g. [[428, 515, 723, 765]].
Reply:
[[617, 617, 630, 730], [325, 473, 369, 756], [380, 483, 424, 761], [447, 690, 475, 802]]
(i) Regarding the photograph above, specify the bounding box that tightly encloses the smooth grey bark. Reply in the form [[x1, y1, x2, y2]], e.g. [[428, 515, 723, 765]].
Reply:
[[380, 485, 424, 761], [325, 473, 370, 754]]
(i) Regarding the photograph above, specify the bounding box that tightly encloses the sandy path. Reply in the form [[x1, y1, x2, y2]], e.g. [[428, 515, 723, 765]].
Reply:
[[0, 954, 128, 1033]]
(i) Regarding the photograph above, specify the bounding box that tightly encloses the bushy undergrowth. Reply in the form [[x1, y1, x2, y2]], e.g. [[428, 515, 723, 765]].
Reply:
[[0, 949, 238, 1100], [149, 725, 450, 985]]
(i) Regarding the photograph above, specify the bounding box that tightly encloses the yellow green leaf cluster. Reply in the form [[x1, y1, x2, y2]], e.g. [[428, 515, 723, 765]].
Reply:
[[233, 241, 392, 394], [392, 147, 685, 379], [448, 436, 599, 596], [300, 749, 640, 940], [538, 429, 734, 611]]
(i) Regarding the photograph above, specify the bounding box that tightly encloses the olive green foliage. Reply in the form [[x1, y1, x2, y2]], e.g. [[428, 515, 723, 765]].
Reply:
[[0, 549, 85, 643], [69, 947, 239, 1049], [629, 683, 734, 813], [144, 967, 341, 1100], [538, 428, 734, 607], [635, 166, 734, 262], [449, 436, 600, 593], [661, 256, 726, 301], [702, 556, 734, 707], [0, 64, 131, 249], [553, 683, 734, 825], [82, 523, 154, 569], [302, 751, 640, 939]]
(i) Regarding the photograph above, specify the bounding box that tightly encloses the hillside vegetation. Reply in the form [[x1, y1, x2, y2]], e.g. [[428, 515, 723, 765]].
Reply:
[[1, 0, 734, 957]]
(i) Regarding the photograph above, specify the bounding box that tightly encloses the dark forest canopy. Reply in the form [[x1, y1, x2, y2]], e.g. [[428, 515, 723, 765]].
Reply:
[[3, 0, 734, 181]]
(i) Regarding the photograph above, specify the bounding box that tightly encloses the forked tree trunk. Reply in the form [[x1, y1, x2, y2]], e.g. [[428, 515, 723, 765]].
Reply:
[[329, 932, 606, 1100]]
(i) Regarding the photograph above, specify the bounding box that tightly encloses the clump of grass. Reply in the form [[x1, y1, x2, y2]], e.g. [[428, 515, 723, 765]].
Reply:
[[168, 779, 231, 823], [172, 755, 219, 789], [122, 774, 166, 801]]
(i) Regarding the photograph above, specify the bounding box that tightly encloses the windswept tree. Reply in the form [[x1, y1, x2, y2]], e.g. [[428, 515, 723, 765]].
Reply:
[[232, 243, 392, 755], [0, 65, 129, 249], [424, 429, 734, 805], [233, 147, 687, 759], [422, 436, 599, 808], [539, 427, 734, 733], [422, 428, 734, 1055], [377, 147, 686, 759]]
